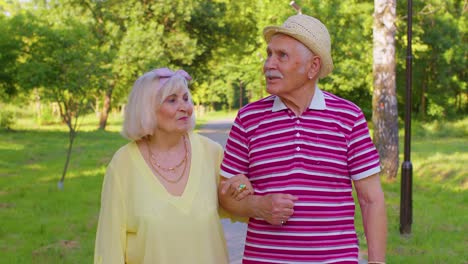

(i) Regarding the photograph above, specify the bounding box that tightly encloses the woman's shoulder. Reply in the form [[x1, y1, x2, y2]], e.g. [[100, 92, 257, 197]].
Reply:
[[190, 132, 223, 152], [109, 141, 138, 165]]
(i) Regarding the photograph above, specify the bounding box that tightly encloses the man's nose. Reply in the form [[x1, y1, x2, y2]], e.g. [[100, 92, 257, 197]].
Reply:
[[264, 56, 277, 70]]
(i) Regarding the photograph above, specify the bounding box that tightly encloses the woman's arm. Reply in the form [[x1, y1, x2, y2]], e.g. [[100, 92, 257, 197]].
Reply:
[[94, 165, 126, 264]]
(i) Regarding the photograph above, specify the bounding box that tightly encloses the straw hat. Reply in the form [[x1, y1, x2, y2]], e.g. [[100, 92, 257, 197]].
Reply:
[[263, 14, 333, 78]]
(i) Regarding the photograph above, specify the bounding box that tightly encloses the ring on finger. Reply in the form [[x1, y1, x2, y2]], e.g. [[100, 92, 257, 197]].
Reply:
[[238, 184, 246, 191]]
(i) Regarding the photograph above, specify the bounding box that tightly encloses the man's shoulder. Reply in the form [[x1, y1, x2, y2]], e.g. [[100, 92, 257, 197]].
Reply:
[[237, 95, 275, 117], [322, 90, 362, 113]]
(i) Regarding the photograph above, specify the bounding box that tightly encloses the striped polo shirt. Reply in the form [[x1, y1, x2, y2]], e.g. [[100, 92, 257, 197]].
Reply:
[[220, 87, 381, 264]]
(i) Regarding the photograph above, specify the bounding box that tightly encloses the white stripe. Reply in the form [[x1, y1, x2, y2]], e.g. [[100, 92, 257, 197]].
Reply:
[[239, 108, 268, 120], [301, 116, 352, 131], [352, 166, 381, 181], [349, 147, 375, 160], [251, 153, 347, 168], [351, 160, 380, 172], [326, 106, 359, 118], [285, 216, 355, 222], [250, 141, 293, 155], [246, 115, 291, 133], [221, 163, 247, 175], [247, 227, 356, 236], [294, 202, 355, 207], [243, 256, 359, 264], [231, 121, 250, 135], [298, 127, 345, 138], [354, 117, 366, 127], [255, 186, 352, 193], [245, 241, 358, 251], [250, 126, 295, 142], [224, 148, 249, 164], [250, 169, 349, 181], [349, 134, 368, 146]]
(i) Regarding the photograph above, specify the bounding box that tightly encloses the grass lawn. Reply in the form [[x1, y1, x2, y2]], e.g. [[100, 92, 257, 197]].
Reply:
[[0, 111, 467, 263]]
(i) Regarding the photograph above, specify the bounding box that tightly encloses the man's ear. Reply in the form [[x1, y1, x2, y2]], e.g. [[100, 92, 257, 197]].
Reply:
[[307, 56, 321, 79]]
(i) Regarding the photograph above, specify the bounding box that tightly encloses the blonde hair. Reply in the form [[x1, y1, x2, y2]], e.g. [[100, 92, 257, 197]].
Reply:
[[121, 70, 195, 140]]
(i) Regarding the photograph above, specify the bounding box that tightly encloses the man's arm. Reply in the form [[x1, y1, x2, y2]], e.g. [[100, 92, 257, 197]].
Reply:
[[218, 176, 297, 226], [354, 173, 387, 263]]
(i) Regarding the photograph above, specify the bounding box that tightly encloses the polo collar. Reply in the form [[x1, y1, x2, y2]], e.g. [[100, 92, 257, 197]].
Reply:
[[272, 85, 326, 112]]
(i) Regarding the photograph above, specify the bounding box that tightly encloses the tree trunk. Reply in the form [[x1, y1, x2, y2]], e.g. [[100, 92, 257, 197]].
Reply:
[[372, 0, 399, 179], [58, 128, 76, 190], [99, 87, 113, 130]]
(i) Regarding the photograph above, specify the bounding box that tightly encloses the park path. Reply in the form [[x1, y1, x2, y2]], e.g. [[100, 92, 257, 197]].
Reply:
[[198, 117, 246, 264], [198, 118, 367, 264]]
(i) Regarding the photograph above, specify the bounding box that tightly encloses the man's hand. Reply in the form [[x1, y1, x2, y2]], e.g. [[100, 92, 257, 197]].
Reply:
[[254, 193, 298, 226]]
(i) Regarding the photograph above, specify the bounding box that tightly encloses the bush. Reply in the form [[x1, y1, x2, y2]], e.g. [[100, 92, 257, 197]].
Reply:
[[0, 109, 15, 129]]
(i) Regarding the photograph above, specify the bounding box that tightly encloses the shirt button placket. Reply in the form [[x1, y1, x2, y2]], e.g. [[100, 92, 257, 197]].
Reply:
[[295, 118, 301, 152]]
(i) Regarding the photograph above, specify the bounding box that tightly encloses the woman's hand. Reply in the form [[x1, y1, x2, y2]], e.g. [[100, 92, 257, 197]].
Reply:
[[220, 174, 254, 201]]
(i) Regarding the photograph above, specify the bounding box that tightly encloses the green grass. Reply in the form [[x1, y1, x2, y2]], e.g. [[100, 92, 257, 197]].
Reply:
[[0, 111, 467, 263]]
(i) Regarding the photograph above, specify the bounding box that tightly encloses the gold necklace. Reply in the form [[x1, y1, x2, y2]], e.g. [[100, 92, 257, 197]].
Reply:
[[145, 136, 190, 183], [151, 139, 187, 172]]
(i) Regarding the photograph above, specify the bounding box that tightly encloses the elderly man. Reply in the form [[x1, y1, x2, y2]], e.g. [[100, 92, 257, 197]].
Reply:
[[219, 14, 387, 264]]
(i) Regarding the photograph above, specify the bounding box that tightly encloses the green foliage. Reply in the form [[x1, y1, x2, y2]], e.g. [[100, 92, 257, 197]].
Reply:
[[0, 14, 23, 99], [396, 0, 467, 120], [1, 0, 466, 123], [15, 13, 100, 127], [0, 108, 14, 130]]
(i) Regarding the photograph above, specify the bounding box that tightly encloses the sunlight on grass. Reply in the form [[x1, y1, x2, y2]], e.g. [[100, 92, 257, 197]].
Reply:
[[0, 142, 24, 150], [25, 163, 45, 170]]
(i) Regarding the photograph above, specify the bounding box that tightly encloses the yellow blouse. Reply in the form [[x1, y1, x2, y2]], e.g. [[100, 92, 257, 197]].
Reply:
[[94, 133, 229, 264]]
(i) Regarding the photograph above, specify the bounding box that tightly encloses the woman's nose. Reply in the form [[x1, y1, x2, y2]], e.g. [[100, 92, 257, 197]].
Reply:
[[178, 100, 190, 112]]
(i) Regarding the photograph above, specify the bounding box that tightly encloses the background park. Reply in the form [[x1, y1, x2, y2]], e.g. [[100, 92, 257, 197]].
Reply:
[[0, 0, 466, 263]]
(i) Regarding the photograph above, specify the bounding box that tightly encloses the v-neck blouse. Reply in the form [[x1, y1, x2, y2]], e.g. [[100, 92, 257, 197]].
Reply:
[[94, 132, 229, 264]]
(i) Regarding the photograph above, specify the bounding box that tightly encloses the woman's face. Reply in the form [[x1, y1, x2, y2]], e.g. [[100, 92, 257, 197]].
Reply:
[[155, 88, 193, 134]]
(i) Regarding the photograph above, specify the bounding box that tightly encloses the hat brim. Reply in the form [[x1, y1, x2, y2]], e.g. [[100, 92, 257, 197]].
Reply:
[[263, 26, 332, 78]]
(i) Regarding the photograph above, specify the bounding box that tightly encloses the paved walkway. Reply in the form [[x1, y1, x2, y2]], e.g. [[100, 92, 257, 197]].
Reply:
[[199, 118, 246, 264], [199, 118, 367, 264]]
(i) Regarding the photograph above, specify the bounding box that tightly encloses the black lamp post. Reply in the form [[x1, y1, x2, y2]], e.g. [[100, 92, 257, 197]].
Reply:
[[400, 0, 413, 235]]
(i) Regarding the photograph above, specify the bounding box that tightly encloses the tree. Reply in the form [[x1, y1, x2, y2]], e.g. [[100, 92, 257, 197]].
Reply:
[[0, 14, 22, 100], [17, 15, 100, 188], [372, 0, 399, 179]]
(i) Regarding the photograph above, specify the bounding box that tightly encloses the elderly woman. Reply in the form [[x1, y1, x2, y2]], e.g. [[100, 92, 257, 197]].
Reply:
[[94, 68, 252, 264]]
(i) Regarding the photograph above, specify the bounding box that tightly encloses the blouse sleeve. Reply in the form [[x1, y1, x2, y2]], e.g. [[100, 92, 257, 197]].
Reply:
[[94, 162, 127, 264], [216, 142, 248, 223]]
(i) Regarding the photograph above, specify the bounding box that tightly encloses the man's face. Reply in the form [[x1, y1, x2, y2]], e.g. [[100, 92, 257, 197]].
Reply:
[[263, 34, 315, 98]]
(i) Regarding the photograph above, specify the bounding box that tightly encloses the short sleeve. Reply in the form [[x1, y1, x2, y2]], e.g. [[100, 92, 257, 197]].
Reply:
[[347, 112, 381, 180], [220, 114, 250, 178]]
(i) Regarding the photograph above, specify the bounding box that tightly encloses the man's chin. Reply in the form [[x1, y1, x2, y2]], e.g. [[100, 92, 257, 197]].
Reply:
[[266, 85, 279, 95]]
